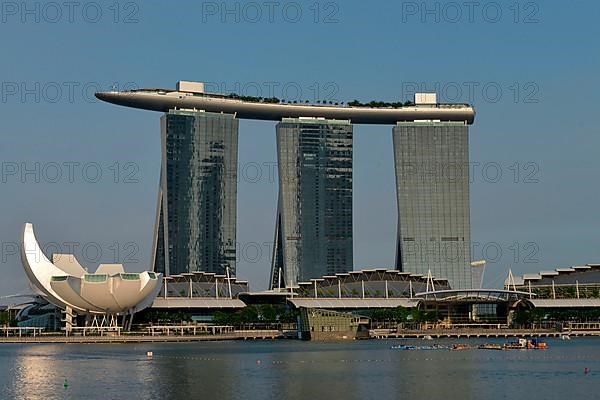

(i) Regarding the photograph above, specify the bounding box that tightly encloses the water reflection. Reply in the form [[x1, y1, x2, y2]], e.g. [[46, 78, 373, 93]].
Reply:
[[12, 345, 65, 400], [0, 339, 599, 400]]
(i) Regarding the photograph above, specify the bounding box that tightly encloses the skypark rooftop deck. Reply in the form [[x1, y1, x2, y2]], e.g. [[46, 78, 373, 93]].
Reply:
[[95, 81, 475, 125]]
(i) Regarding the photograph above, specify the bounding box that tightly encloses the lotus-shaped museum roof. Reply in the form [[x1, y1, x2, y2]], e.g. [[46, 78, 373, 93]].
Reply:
[[20, 223, 162, 315]]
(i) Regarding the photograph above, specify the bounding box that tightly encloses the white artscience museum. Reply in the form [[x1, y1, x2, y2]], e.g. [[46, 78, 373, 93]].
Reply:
[[20, 223, 162, 329]]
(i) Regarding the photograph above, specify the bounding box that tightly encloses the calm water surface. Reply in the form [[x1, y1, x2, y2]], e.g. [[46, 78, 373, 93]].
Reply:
[[0, 338, 599, 399]]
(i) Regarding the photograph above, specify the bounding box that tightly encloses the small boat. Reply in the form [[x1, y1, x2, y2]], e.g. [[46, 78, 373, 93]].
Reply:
[[391, 345, 417, 350], [390, 344, 450, 351], [419, 344, 450, 350], [478, 344, 503, 350], [503, 342, 525, 350], [452, 344, 472, 351], [531, 340, 548, 349], [503, 338, 548, 350]]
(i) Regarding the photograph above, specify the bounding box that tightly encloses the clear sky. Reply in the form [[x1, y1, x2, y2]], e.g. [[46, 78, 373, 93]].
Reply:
[[1, 0, 599, 296]]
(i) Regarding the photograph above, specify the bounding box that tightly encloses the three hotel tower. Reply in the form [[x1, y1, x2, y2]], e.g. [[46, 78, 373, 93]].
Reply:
[[152, 106, 472, 289]]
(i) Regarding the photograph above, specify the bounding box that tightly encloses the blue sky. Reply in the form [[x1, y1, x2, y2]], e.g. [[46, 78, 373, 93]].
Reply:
[[1, 0, 599, 295]]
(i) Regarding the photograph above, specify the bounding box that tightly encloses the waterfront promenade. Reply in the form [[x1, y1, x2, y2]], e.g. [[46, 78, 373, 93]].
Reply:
[[0, 329, 285, 344], [370, 329, 600, 339], [2, 326, 600, 343]]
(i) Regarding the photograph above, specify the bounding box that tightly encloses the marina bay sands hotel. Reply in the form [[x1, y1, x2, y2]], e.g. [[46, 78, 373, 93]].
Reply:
[[96, 81, 476, 290]]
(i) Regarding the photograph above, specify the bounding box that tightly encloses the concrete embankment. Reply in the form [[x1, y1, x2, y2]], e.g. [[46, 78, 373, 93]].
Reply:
[[370, 329, 600, 339], [3, 330, 600, 343], [0, 330, 284, 344]]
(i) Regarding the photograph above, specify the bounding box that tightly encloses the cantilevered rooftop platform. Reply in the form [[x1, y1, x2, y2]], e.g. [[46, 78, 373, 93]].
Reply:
[[95, 81, 475, 125]]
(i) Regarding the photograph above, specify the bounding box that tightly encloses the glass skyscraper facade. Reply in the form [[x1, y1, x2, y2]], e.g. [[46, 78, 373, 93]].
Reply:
[[153, 110, 238, 276], [270, 118, 353, 289], [393, 121, 472, 289]]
